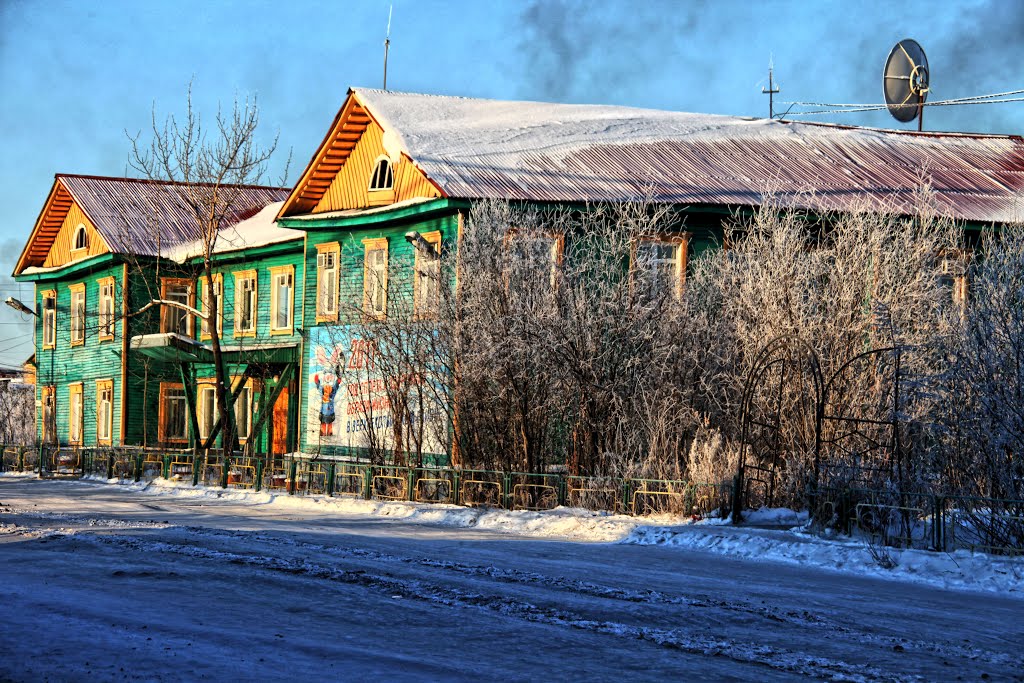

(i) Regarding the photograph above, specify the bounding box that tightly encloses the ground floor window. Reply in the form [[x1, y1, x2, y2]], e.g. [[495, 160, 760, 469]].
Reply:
[[198, 385, 217, 443], [68, 383, 83, 444], [159, 383, 188, 443], [96, 380, 113, 444]]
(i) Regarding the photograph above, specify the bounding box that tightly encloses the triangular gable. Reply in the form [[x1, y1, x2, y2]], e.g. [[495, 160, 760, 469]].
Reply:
[[14, 177, 112, 275], [278, 89, 443, 218]]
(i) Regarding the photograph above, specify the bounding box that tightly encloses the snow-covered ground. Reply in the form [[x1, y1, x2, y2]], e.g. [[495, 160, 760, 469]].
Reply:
[[1, 475, 1023, 681]]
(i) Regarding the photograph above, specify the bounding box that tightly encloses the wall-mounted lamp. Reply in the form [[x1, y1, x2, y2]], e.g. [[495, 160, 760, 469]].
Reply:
[[4, 297, 36, 317], [404, 231, 438, 256]]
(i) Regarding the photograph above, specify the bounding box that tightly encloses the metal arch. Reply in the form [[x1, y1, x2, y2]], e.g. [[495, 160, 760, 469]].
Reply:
[[737, 335, 825, 516]]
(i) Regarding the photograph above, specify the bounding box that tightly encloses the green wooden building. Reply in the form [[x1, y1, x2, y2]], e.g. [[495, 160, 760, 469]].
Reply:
[[14, 89, 1024, 463]]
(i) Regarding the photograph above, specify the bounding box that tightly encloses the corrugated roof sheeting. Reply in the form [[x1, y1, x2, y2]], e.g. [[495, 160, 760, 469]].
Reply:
[[59, 175, 290, 257], [354, 89, 1024, 224]]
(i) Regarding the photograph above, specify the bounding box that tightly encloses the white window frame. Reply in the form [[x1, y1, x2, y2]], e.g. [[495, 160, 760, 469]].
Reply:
[[232, 271, 257, 337], [199, 274, 223, 339], [96, 380, 113, 444], [632, 235, 689, 300], [316, 244, 340, 322], [98, 278, 115, 341], [234, 382, 253, 442], [368, 156, 395, 192], [69, 284, 85, 346], [68, 383, 83, 445], [72, 223, 89, 253], [362, 238, 388, 319], [413, 231, 442, 319], [198, 384, 217, 442], [41, 290, 56, 349], [269, 266, 294, 334]]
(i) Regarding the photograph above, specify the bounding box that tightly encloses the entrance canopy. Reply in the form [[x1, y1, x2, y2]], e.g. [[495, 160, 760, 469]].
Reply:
[[130, 333, 299, 365]]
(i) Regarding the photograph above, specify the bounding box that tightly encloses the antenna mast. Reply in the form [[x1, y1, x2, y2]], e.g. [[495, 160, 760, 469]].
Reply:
[[383, 5, 393, 90], [762, 59, 780, 119]]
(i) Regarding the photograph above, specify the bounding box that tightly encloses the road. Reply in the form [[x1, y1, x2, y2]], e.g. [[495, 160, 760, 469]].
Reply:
[[0, 477, 1022, 682]]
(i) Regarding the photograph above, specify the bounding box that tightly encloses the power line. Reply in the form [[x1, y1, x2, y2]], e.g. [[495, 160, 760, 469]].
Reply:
[[783, 88, 1024, 117]]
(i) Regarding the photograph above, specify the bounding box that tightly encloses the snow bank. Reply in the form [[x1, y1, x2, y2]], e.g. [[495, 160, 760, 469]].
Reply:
[[12, 473, 1022, 597]]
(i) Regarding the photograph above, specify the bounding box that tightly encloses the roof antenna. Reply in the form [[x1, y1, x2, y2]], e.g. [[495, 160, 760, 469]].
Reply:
[[383, 4, 393, 90], [762, 55, 780, 119]]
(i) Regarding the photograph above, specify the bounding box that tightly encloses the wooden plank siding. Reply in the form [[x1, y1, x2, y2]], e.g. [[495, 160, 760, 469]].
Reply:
[[33, 263, 126, 446], [311, 120, 440, 214], [42, 201, 109, 268], [297, 212, 458, 457]]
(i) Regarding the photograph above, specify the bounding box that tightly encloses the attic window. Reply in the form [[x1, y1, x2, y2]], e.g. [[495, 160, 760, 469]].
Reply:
[[73, 224, 88, 252], [368, 156, 394, 192]]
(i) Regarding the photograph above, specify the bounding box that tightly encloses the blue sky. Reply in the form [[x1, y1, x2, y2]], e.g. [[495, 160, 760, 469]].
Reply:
[[0, 0, 1021, 368]]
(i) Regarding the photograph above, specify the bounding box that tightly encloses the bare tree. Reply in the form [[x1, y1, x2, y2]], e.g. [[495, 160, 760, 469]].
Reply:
[[127, 84, 282, 454]]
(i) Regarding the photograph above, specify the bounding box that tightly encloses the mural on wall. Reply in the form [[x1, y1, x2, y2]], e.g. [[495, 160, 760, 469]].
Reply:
[[306, 325, 447, 457]]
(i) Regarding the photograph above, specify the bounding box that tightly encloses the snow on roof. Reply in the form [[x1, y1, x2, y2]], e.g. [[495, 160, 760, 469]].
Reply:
[[283, 196, 438, 222], [166, 201, 301, 262], [59, 175, 290, 257], [351, 88, 1024, 224]]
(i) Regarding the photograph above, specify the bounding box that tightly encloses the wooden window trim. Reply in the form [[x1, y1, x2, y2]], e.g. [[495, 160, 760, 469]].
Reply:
[[41, 290, 56, 349], [269, 265, 295, 335], [41, 385, 56, 444], [413, 231, 443, 320], [196, 382, 217, 441], [629, 233, 691, 299], [97, 277, 115, 342], [68, 382, 83, 445], [368, 156, 395, 204], [96, 379, 113, 445], [315, 242, 341, 323], [232, 270, 258, 338], [160, 278, 194, 337], [70, 223, 89, 260], [362, 237, 389, 320], [199, 273, 224, 341], [231, 376, 254, 443], [69, 283, 86, 347], [158, 382, 188, 444], [504, 229, 565, 291]]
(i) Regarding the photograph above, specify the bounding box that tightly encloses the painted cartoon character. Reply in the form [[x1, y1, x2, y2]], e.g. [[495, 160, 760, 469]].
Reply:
[[313, 344, 345, 437], [314, 365, 343, 436]]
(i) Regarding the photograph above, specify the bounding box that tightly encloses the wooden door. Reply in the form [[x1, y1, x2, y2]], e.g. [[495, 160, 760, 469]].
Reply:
[[271, 385, 289, 455]]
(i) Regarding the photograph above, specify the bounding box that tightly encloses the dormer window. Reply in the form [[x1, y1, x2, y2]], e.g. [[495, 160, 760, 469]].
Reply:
[[72, 224, 89, 252], [368, 156, 394, 192]]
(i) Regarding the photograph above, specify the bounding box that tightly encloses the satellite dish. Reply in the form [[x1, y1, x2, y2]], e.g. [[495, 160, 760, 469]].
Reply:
[[883, 39, 929, 128]]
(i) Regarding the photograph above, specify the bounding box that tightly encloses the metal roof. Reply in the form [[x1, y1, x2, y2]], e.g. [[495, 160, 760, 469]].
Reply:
[[59, 175, 290, 257], [350, 89, 1024, 224]]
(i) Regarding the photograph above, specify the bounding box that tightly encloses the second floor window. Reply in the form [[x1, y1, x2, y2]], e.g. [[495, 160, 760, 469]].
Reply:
[[363, 238, 388, 319], [200, 275, 223, 339], [270, 266, 294, 333], [161, 279, 193, 336], [98, 278, 115, 340], [41, 291, 56, 348], [70, 285, 85, 345], [316, 245, 339, 321], [234, 272, 257, 335], [413, 231, 442, 318]]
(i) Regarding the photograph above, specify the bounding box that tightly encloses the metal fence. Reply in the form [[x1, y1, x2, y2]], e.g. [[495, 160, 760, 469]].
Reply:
[[4, 445, 1022, 555]]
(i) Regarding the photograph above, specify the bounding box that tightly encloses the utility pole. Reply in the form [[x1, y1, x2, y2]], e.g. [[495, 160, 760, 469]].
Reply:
[[762, 63, 780, 119]]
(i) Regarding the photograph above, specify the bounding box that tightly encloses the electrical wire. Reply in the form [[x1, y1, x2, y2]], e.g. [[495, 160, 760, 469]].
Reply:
[[783, 88, 1024, 117]]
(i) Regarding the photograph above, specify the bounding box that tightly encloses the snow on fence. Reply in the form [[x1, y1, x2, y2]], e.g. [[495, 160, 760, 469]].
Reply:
[[5, 445, 1024, 555]]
